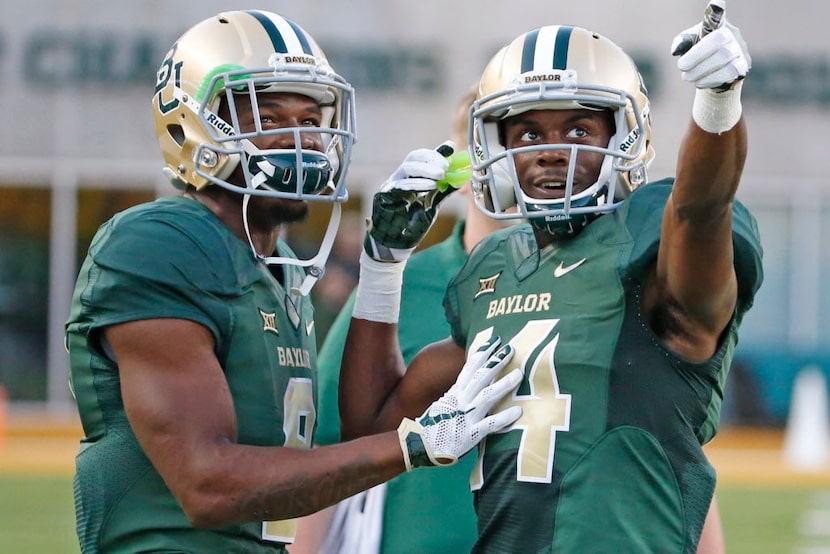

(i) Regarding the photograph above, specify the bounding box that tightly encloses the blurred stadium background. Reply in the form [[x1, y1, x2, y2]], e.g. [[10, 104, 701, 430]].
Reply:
[[1, 0, 829, 552]]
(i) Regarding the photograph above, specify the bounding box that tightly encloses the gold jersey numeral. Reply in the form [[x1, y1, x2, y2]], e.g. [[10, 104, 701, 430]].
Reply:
[[470, 320, 572, 489], [262, 377, 316, 543]]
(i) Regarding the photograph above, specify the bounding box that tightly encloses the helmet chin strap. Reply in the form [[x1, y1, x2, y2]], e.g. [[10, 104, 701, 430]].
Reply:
[[242, 192, 341, 297]]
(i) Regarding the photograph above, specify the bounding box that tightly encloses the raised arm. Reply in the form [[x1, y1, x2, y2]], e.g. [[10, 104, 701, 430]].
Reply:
[[339, 145, 461, 438], [339, 144, 521, 443], [647, 2, 751, 360]]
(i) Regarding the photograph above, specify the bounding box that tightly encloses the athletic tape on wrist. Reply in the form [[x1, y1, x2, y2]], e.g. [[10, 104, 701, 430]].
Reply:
[[692, 81, 743, 134], [352, 251, 406, 323]]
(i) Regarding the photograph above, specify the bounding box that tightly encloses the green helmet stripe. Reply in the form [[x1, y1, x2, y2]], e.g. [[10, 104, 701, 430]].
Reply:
[[195, 64, 247, 102]]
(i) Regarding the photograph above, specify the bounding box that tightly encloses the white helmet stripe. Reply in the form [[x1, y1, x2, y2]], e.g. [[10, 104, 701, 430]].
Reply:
[[522, 25, 574, 72], [530, 26, 559, 71], [245, 10, 311, 54]]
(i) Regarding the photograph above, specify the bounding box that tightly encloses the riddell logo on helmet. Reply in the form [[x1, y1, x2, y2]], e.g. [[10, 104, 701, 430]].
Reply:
[[619, 128, 640, 153], [205, 113, 236, 137]]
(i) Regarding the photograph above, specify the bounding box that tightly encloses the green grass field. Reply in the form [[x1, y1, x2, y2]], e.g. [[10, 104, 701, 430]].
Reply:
[[719, 485, 825, 553], [0, 475, 825, 553], [0, 476, 78, 553]]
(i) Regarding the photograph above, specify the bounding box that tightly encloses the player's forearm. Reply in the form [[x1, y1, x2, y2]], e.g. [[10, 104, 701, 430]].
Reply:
[[673, 113, 746, 226], [339, 318, 407, 440], [173, 432, 406, 528], [341, 143, 461, 437], [656, 109, 744, 342]]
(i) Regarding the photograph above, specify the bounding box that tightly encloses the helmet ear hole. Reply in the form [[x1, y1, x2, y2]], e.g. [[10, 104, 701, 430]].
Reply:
[[167, 124, 185, 147]]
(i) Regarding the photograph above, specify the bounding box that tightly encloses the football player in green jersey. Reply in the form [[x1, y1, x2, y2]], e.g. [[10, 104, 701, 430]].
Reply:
[[65, 10, 522, 554], [340, 3, 762, 553]]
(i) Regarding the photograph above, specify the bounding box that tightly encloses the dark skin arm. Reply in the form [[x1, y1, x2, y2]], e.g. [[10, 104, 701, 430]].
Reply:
[[643, 117, 746, 361], [339, 320, 466, 440], [107, 317, 407, 528]]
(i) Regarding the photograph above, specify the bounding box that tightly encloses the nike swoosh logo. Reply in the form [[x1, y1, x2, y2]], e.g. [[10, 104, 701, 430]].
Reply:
[[553, 258, 587, 278], [305, 320, 315, 335]]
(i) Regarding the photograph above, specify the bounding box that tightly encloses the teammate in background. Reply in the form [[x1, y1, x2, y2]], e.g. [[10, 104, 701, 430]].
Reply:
[[292, 84, 507, 554], [339, 4, 762, 553], [64, 11, 521, 553]]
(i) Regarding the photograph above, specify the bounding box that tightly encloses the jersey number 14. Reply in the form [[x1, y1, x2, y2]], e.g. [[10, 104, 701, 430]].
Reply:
[[470, 319, 572, 488]]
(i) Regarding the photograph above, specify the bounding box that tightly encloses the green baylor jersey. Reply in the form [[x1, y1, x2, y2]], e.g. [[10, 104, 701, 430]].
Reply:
[[66, 196, 317, 554], [444, 181, 763, 554]]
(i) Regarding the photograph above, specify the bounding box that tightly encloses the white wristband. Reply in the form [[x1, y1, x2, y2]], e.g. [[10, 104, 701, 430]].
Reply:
[[352, 251, 406, 323], [692, 81, 743, 135]]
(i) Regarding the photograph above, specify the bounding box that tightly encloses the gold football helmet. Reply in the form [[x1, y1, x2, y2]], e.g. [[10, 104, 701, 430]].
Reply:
[[470, 25, 655, 237], [152, 9, 356, 201], [151, 10, 357, 295]]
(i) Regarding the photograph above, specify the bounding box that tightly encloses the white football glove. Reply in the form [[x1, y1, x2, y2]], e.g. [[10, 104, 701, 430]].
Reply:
[[672, 20, 751, 91], [397, 336, 523, 471], [363, 142, 458, 263], [671, 2, 750, 134]]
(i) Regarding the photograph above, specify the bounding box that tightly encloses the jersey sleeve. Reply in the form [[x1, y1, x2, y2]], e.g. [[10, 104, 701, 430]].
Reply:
[[731, 198, 764, 315], [443, 250, 478, 349], [443, 226, 522, 349], [77, 203, 257, 344], [624, 179, 763, 312]]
